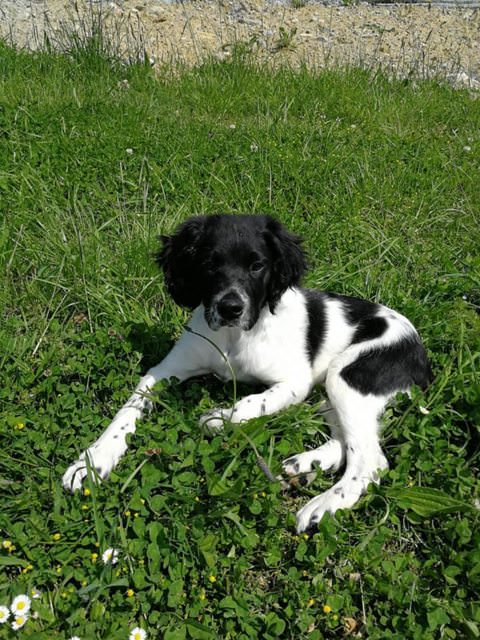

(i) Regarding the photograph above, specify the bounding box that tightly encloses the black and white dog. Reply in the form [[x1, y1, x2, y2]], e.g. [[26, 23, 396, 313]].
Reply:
[[63, 214, 431, 532]]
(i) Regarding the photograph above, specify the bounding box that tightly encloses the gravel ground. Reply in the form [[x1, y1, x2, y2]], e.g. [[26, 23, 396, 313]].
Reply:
[[1, 0, 479, 86]]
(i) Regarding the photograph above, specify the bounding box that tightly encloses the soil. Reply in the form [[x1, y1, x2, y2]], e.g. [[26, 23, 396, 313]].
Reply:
[[1, 0, 479, 87]]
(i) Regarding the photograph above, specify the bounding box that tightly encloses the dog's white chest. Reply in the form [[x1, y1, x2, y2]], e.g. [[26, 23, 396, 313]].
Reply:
[[188, 289, 312, 386], [221, 336, 276, 384], [213, 345, 261, 384], [214, 301, 310, 385]]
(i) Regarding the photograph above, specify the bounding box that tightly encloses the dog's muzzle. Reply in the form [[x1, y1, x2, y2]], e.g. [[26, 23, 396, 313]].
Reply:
[[206, 290, 250, 329], [217, 291, 245, 323]]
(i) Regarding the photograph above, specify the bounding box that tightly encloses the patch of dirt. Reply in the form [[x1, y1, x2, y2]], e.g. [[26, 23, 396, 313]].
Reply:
[[1, 0, 479, 86]]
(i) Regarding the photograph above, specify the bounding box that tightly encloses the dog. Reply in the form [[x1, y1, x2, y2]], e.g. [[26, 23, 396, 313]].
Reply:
[[63, 214, 432, 532]]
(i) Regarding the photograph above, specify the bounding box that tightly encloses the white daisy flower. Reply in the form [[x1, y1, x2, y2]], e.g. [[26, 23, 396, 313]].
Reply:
[[129, 628, 147, 640], [11, 614, 28, 630], [69, 636, 81, 640], [11, 594, 31, 616], [0, 605, 10, 623], [102, 547, 119, 565]]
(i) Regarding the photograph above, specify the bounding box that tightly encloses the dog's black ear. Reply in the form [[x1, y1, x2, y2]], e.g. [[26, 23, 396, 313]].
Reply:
[[263, 217, 307, 312], [156, 217, 207, 309]]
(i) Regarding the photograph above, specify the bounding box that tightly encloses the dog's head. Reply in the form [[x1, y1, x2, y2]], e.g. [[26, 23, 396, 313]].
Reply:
[[157, 214, 306, 331]]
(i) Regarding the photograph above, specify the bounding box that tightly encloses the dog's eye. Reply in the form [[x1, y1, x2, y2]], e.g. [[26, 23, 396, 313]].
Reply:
[[250, 261, 265, 274]]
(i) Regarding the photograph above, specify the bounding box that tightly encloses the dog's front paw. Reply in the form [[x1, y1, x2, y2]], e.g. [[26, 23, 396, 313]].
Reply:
[[62, 439, 127, 492], [63, 410, 138, 492], [62, 424, 133, 492], [199, 408, 231, 433]]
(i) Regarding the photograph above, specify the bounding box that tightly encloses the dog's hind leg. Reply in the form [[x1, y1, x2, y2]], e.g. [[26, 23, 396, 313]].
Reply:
[[282, 405, 346, 483], [295, 369, 390, 533]]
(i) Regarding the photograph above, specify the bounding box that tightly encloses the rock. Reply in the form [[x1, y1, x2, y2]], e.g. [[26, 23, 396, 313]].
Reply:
[[0, 0, 478, 90], [452, 70, 480, 89]]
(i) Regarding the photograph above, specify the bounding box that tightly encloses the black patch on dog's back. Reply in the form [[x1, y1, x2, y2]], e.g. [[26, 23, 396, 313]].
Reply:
[[303, 290, 327, 363], [327, 293, 380, 325], [340, 335, 432, 396], [351, 316, 388, 344], [324, 292, 388, 344]]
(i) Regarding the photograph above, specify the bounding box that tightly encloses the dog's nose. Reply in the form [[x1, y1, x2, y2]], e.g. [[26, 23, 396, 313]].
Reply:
[[218, 293, 244, 320]]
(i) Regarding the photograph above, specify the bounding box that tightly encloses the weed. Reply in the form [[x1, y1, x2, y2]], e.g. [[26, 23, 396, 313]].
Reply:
[[273, 26, 298, 53], [221, 35, 261, 62]]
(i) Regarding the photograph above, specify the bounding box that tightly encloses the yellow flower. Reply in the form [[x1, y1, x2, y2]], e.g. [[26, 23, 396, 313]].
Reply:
[[208, 575, 216, 583], [333, 614, 339, 621], [126, 589, 135, 597], [91, 553, 98, 562], [303, 533, 309, 540], [84, 488, 91, 496], [52, 533, 61, 541], [21, 564, 33, 574], [82, 504, 89, 511], [15, 422, 25, 430], [323, 604, 332, 614], [307, 598, 316, 607], [2, 540, 13, 549], [261, 492, 266, 498]]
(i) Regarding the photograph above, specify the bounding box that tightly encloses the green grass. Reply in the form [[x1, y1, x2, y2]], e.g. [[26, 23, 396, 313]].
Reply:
[[0, 38, 479, 639]]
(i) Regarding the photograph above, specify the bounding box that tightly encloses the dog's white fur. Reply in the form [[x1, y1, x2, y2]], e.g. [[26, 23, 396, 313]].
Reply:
[[63, 286, 419, 532]]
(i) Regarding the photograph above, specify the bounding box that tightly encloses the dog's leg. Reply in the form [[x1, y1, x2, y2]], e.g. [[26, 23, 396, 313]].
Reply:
[[295, 372, 389, 533], [282, 404, 346, 483], [62, 332, 209, 491], [282, 434, 345, 490], [199, 381, 311, 432]]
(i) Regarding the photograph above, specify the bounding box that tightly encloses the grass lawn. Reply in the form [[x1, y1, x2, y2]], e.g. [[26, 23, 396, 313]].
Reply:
[[0, 36, 479, 639]]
